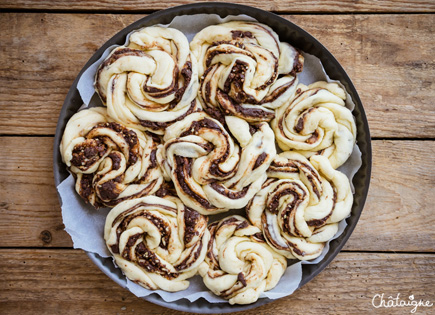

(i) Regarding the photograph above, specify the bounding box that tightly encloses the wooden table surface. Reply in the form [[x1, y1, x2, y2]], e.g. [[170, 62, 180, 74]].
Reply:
[[0, 1, 434, 314]]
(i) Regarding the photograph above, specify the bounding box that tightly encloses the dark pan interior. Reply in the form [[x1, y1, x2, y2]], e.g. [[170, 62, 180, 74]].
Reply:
[[53, 2, 372, 313]]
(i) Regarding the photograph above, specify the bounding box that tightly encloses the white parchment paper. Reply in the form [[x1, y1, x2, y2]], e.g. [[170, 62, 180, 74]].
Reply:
[[57, 13, 362, 304]]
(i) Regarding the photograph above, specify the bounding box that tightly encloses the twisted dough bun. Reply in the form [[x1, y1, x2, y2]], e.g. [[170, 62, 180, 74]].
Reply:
[[246, 152, 353, 260], [199, 215, 286, 305], [60, 107, 163, 208], [272, 81, 356, 169], [105, 195, 210, 292], [190, 21, 303, 123], [157, 112, 276, 215], [94, 26, 200, 135]]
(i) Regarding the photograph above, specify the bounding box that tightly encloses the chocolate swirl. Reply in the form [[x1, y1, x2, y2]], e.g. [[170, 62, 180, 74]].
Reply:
[[246, 152, 353, 260], [198, 215, 287, 305], [157, 112, 276, 215], [60, 107, 163, 208], [190, 21, 303, 123], [271, 81, 356, 169], [94, 27, 199, 135], [104, 195, 210, 292]]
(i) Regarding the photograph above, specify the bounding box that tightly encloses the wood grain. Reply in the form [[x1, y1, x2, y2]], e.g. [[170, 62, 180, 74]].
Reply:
[[1, 137, 434, 251], [0, 0, 434, 13], [1, 1, 434, 314], [0, 249, 433, 314], [343, 140, 435, 252], [0, 137, 68, 247], [0, 13, 434, 137]]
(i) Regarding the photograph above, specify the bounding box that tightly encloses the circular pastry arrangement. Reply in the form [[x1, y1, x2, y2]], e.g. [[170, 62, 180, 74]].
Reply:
[[60, 21, 357, 305]]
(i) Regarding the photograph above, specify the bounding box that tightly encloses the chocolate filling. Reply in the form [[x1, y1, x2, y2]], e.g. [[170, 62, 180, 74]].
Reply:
[[170, 60, 193, 108], [175, 240, 203, 272], [253, 152, 268, 170], [183, 206, 207, 245], [155, 181, 177, 198], [268, 160, 299, 174], [78, 174, 94, 200], [259, 76, 296, 104], [71, 138, 107, 170], [290, 49, 304, 76], [217, 89, 274, 122], [209, 182, 250, 200], [174, 156, 217, 210], [139, 99, 198, 131], [237, 272, 247, 286], [231, 30, 253, 39], [135, 242, 177, 279], [98, 176, 123, 201], [205, 46, 253, 69]]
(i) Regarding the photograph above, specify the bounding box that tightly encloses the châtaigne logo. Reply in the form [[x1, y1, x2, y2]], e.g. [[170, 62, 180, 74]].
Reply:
[[371, 293, 433, 313]]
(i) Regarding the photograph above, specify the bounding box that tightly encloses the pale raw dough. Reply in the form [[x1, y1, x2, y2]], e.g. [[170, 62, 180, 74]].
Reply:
[[190, 21, 304, 123], [94, 26, 200, 135], [157, 111, 276, 215], [271, 81, 357, 169], [198, 215, 287, 305], [246, 152, 353, 260], [104, 195, 210, 292], [60, 107, 163, 207]]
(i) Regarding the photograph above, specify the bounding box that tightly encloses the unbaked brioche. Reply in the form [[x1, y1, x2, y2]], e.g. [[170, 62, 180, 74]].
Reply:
[[105, 195, 210, 291], [246, 152, 353, 260], [60, 107, 163, 207], [190, 21, 303, 123], [198, 215, 286, 304], [272, 81, 356, 169], [94, 27, 200, 135], [157, 112, 276, 215]]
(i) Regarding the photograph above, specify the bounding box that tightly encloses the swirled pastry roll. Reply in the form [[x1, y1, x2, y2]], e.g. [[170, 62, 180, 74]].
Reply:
[[246, 152, 353, 260], [271, 81, 356, 169], [105, 195, 210, 292], [198, 215, 286, 305], [94, 26, 200, 135], [190, 21, 303, 123], [157, 112, 276, 215], [60, 107, 163, 208]]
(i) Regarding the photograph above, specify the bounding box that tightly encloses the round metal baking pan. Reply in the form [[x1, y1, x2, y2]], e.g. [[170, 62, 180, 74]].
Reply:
[[53, 2, 372, 313]]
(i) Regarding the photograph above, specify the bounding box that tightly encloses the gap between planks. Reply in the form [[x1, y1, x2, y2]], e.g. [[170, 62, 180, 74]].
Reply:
[[1, 9, 435, 15], [0, 0, 434, 13]]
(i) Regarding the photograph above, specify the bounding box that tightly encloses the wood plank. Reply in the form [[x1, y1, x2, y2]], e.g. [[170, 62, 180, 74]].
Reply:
[[0, 137, 68, 247], [0, 0, 434, 13], [1, 137, 434, 252], [0, 13, 434, 137], [0, 249, 433, 314], [343, 140, 435, 252]]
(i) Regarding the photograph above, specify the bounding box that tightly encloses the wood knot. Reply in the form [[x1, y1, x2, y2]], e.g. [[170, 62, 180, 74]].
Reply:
[[0, 202, 9, 210], [40, 230, 52, 244]]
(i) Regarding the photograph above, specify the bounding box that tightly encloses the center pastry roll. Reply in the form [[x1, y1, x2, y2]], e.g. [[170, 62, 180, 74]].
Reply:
[[199, 215, 287, 305], [157, 111, 276, 215], [246, 151, 353, 260], [105, 195, 210, 292], [190, 21, 304, 123], [94, 26, 200, 135]]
